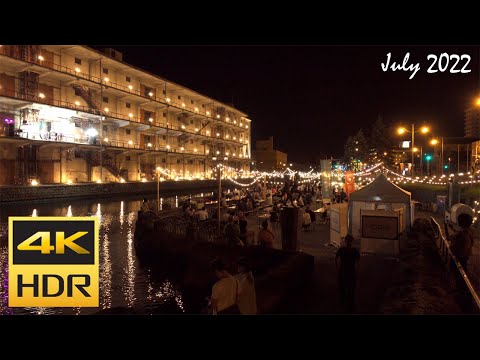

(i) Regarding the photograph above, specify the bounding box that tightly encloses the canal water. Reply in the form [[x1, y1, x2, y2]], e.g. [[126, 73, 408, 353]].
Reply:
[[0, 192, 213, 315]]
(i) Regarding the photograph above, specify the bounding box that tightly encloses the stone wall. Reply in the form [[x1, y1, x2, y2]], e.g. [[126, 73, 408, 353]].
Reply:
[[0, 179, 244, 203]]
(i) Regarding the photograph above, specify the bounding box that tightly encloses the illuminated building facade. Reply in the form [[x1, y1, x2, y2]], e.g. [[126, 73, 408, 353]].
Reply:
[[0, 45, 251, 185]]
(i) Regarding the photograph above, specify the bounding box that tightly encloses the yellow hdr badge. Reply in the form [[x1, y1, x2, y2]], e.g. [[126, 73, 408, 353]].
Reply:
[[8, 217, 99, 307]]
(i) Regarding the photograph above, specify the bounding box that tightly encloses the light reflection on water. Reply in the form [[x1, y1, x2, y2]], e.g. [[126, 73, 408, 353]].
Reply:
[[0, 193, 202, 315]]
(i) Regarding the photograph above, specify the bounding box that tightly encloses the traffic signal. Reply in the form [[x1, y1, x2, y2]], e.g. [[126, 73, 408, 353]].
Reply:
[[444, 165, 449, 169], [425, 154, 432, 161]]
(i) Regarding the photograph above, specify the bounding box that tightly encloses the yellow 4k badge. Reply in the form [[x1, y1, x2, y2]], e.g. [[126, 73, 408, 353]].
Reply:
[[8, 217, 99, 307]]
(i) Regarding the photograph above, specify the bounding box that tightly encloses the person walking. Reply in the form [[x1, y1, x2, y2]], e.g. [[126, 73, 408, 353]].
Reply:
[[335, 234, 360, 313]]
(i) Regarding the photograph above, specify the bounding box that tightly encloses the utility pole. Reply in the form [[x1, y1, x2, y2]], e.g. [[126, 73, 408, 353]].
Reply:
[[217, 163, 221, 229]]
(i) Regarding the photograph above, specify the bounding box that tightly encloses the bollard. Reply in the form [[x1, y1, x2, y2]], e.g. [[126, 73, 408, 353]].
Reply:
[[280, 206, 299, 251]]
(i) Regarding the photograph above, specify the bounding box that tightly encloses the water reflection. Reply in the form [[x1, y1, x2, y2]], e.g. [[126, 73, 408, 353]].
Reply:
[[123, 212, 136, 307], [0, 193, 199, 315]]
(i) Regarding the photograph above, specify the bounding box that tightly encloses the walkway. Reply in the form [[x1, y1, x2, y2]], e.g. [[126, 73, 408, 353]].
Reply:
[[244, 208, 464, 314]]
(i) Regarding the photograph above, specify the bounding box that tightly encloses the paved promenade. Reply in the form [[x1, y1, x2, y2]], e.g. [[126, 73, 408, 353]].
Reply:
[[244, 208, 464, 314]]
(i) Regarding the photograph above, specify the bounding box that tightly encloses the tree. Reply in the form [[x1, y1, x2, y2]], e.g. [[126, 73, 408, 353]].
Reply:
[[344, 130, 369, 171], [369, 115, 394, 167]]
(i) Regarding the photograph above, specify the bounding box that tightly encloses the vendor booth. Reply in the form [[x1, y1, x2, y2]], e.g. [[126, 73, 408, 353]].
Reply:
[[348, 174, 414, 255]]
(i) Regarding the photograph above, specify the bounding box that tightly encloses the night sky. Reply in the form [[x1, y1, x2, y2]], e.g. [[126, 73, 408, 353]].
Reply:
[[92, 46, 480, 162]]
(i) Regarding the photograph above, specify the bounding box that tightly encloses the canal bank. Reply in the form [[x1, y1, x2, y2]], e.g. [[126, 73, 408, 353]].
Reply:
[[0, 179, 245, 203]]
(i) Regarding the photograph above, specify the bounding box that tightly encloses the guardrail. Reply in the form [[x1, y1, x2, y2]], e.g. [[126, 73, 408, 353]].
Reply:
[[430, 217, 480, 312]]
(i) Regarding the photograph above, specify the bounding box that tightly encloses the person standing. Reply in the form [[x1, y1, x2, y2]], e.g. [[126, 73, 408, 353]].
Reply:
[[335, 234, 360, 313], [224, 215, 243, 246], [257, 220, 275, 248], [234, 257, 257, 315], [447, 213, 475, 270], [446, 213, 476, 311], [208, 258, 240, 315]]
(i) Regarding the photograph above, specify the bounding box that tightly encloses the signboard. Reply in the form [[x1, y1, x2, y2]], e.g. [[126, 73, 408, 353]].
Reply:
[[361, 215, 398, 239], [330, 209, 340, 232], [344, 171, 355, 199]]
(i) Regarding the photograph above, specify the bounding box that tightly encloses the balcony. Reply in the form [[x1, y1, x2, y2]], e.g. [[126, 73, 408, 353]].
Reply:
[[0, 50, 250, 131], [0, 87, 247, 148]]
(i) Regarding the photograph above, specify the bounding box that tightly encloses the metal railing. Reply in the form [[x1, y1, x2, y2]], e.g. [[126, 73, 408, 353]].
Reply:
[[0, 51, 249, 130], [430, 217, 480, 312], [0, 87, 249, 151]]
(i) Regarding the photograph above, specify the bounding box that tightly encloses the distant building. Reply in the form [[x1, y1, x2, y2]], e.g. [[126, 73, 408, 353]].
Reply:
[[253, 136, 287, 171], [465, 107, 480, 138]]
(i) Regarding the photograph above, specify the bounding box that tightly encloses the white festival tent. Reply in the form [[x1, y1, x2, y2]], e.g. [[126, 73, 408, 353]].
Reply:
[[348, 173, 414, 238]]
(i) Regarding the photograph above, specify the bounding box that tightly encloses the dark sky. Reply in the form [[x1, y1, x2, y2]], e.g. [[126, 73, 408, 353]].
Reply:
[[94, 46, 480, 162]]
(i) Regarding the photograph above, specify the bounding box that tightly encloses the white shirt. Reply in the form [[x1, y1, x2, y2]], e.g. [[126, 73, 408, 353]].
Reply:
[[235, 272, 257, 315], [212, 275, 238, 312], [197, 209, 209, 221]]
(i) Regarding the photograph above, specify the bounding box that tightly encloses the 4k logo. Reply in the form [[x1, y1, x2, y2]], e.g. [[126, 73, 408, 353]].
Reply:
[[8, 217, 99, 307]]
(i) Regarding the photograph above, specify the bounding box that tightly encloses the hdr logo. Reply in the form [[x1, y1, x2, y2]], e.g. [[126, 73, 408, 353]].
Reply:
[[8, 217, 99, 307]]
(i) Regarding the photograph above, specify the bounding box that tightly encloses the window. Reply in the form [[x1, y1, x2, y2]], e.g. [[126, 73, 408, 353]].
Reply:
[[126, 76, 131, 82], [162, 90, 166, 95], [162, 135, 166, 140], [103, 125, 107, 131], [199, 160, 204, 165], [177, 160, 181, 164], [144, 86, 152, 97], [178, 95, 181, 100], [75, 58, 82, 65], [191, 100, 194, 104], [202, 104, 205, 108], [103, 68, 109, 74], [144, 110, 152, 122], [163, 112, 167, 117], [190, 120, 194, 124], [103, 97, 109, 103], [74, 88, 81, 96], [144, 135, 151, 143], [177, 138, 181, 143], [190, 140, 193, 144], [126, 156, 131, 161], [188, 160, 193, 165], [126, 129, 131, 135], [126, 102, 131, 108], [161, 158, 166, 163]]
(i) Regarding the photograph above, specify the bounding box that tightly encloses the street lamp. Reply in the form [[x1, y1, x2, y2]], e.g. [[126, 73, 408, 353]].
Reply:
[[156, 166, 161, 212], [397, 125, 429, 176], [211, 156, 228, 228], [413, 146, 423, 175], [430, 137, 444, 175]]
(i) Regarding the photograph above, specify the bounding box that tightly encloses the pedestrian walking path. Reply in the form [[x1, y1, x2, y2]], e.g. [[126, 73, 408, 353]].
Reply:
[[244, 209, 464, 314]]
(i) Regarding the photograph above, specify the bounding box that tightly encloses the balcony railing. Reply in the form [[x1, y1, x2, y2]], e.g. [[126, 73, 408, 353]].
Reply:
[[0, 51, 250, 130], [0, 88, 249, 150]]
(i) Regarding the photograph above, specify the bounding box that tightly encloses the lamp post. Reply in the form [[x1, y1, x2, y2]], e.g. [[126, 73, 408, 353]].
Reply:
[[430, 137, 444, 176], [156, 166, 161, 212], [212, 155, 228, 229], [397, 125, 429, 177], [413, 146, 423, 176]]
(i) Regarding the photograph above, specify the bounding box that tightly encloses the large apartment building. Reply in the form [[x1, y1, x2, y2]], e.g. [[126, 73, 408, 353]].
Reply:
[[0, 45, 251, 185], [465, 107, 480, 138]]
